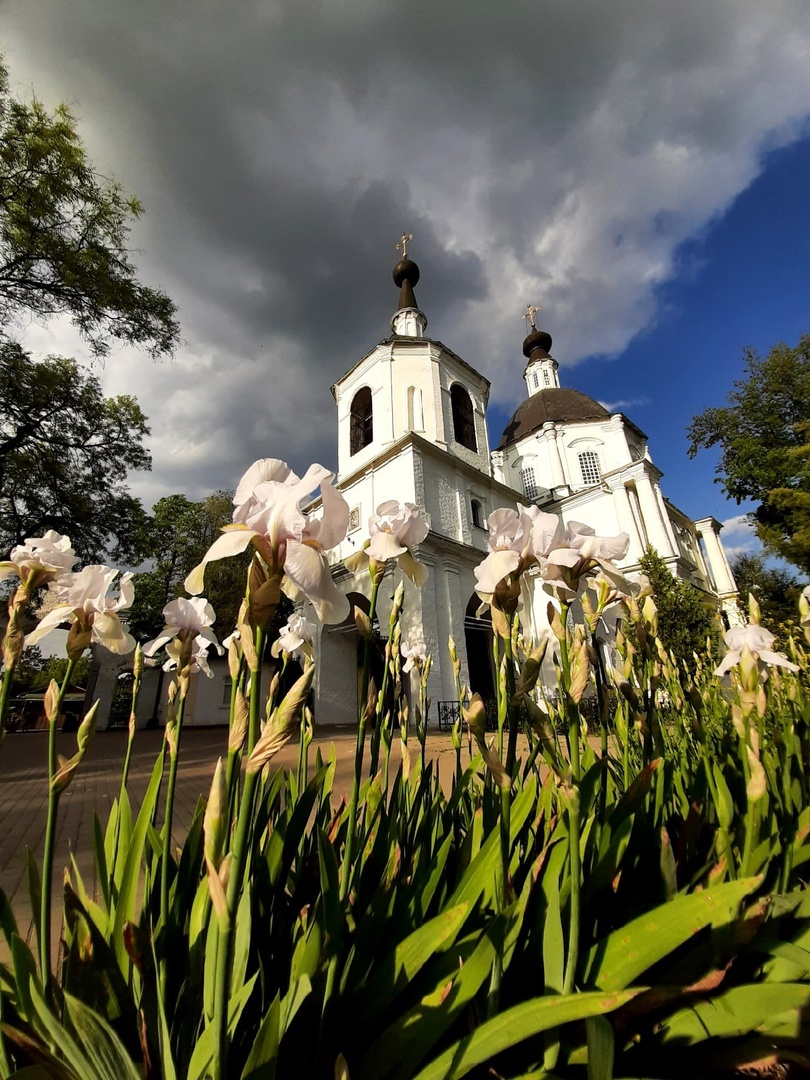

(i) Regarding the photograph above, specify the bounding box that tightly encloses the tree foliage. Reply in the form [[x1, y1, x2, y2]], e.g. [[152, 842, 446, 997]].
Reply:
[[688, 336, 810, 573], [0, 338, 151, 563], [729, 551, 802, 634], [0, 60, 178, 358], [639, 545, 720, 663]]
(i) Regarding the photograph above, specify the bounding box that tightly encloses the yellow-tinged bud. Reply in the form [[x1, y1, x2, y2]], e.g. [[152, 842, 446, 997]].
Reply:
[[44, 679, 60, 725], [229, 688, 249, 752], [568, 630, 591, 705], [66, 618, 92, 661], [335, 1053, 350, 1080], [133, 643, 144, 678], [739, 645, 759, 694], [204, 758, 228, 870], [748, 592, 762, 626], [354, 606, 373, 640], [547, 602, 565, 642], [247, 664, 315, 774], [227, 637, 240, 681], [642, 596, 658, 637], [165, 719, 178, 757], [168, 679, 179, 705], [51, 701, 99, 794]]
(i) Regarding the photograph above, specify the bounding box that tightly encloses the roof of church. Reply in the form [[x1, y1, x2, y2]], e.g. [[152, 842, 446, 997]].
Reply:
[[497, 388, 611, 449]]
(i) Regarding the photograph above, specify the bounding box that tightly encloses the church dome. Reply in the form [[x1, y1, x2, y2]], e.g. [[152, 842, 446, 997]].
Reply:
[[497, 388, 610, 449]]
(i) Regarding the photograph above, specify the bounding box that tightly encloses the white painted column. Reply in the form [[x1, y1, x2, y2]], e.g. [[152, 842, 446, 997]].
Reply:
[[609, 480, 644, 559], [542, 423, 567, 490], [654, 480, 681, 553], [694, 519, 737, 595], [635, 472, 677, 556], [490, 450, 506, 484]]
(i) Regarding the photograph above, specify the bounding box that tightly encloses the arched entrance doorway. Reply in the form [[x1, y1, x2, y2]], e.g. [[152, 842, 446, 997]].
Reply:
[[464, 593, 495, 713], [319, 591, 385, 725]]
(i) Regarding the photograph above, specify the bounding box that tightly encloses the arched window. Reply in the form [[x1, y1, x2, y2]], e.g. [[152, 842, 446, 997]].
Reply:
[[407, 385, 424, 432], [350, 387, 373, 455], [521, 467, 538, 500], [471, 499, 484, 529], [579, 450, 601, 485], [451, 384, 477, 451]]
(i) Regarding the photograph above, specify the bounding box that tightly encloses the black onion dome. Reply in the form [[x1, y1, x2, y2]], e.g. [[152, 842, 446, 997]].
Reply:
[[497, 389, 610, 449], [393, 257, 420, 312], [393, 258, 420, 288], [522, 328, 553, 358]]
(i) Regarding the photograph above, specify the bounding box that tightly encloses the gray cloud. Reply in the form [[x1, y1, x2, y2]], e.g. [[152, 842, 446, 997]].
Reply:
[[3, 0, 810, 507]]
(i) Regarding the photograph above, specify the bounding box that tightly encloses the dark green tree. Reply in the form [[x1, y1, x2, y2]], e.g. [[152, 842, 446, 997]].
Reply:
[[688, 336, 810, 573], [0, 60, 178, 358], [0, 339, 151, 563], [729, 552, 802, 633], [639, 545, 720, 663]]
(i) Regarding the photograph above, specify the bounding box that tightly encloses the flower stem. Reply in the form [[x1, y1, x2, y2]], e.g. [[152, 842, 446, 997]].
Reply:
[[213, 628, 265, 1080], [341, 577, 380, 902], [40, 658, 75, 983], [160, 693, 187, 932]]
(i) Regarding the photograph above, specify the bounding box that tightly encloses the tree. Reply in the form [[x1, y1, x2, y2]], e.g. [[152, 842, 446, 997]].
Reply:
[[688, 336, 810, 573], [729, 552, 802, 633], [0, 60, 178, 358], [639, 546, 720, 663], [0, 339, 151, 563]]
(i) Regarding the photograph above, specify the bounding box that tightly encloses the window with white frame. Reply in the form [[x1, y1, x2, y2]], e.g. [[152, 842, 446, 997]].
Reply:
[[471, 498, 484, 528], [532, 371, 539, 389], [579, 450, 601, 485], [543, 368, 551, 386], [522, 467, 538, 500]]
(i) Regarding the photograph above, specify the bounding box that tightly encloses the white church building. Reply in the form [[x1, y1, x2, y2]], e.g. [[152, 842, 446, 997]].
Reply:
[[309, 247, 740, 726]]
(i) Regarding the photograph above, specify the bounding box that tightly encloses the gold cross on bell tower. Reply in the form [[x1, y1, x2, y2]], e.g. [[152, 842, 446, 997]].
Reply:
[[522, 303, 541, 332], [396, 231, 413, 259]]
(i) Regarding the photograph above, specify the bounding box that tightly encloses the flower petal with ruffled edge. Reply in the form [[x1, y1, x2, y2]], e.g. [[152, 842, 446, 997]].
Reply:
[[93, 612, 136, 654], [185, 526, 256, 595], [284, 541, 350, 624], [25, 604, 74, 647], [473, 549, 521, 601]]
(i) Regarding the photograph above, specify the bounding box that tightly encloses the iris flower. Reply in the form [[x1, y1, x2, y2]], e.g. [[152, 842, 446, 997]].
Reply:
[[473, 506, 563, 603], [346, 500, 430, 586], [401, 639, 428, 673], [271, 613, 317, 662], [0, 531, 78, 589], [143, 597, 223, 677], [185, 458, 350, 624], [27, 565, 136, 655], [714, 623, 798, 677]]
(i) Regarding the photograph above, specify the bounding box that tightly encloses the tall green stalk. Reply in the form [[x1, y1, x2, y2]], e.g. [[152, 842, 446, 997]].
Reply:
[[160, 692, 187, 931], [557, 604, 583, 996], [340, 576, 380, 902], [213, 626, 265, 1080], [40, 658, 75, 983]]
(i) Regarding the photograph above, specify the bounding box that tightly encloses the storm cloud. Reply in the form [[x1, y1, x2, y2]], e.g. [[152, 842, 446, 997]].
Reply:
[[3, 0, 810, 507]]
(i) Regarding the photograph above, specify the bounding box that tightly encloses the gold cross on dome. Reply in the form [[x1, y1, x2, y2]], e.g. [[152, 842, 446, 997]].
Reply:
[[522, 303, 541, 331], [396, 231, 413, 259]]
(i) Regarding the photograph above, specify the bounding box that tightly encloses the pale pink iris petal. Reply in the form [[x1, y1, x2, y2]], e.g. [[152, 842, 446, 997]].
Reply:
[[714, 652, 740, 677], [25, 605, 73, 646], [487, 508, 523, 550], [143, 627, 181, 656], [399, 550, 429, 588], [368, 530, 408, 561], [397, 508, 429, 549], [93, 612, 136, 654], [759, 649, 799, 671], [474, 549, 521, 597], [307, 477, 350, 550], [527, 509, 564, 555], [185, 527, 255, 595], [284, 542, 350, 624], [545, 548, 582, 569], [234, 458, 292, 508]]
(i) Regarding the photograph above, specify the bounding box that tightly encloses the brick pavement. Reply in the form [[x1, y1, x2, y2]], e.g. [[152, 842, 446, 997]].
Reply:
[[0, 724, 476, 956]]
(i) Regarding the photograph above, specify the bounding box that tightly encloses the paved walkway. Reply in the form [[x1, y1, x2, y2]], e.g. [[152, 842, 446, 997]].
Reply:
[[0, 724, 481, 955]]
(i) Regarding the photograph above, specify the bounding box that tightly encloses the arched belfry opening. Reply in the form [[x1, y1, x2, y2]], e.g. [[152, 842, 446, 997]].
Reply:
[[350, 387, 373, 455], [451, 384, 477, 451], [464, 593, 495, 709]]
